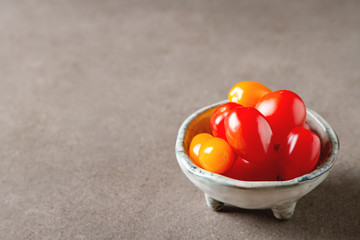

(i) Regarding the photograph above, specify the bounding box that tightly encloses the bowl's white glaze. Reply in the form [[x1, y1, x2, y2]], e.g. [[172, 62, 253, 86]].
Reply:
[[175, 100, 339, 219]]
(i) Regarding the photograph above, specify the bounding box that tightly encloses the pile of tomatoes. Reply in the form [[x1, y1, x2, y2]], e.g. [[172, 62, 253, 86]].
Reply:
[[189, 81, 321, 181]]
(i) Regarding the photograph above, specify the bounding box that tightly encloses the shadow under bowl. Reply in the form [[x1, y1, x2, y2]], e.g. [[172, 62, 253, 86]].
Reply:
[[175, 100, 339, 220]]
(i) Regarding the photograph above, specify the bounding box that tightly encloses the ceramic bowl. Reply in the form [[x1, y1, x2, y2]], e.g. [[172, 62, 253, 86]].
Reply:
[[175, 100, 339, 220]]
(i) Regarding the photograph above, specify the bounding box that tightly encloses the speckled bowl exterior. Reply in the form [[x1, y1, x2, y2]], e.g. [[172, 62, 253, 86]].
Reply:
[[175, 100, 339, 219]]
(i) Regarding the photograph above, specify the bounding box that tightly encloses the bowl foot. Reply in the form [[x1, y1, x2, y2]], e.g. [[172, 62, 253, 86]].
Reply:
[[204, 194, 224, 211], [271, 202, 297, 220]]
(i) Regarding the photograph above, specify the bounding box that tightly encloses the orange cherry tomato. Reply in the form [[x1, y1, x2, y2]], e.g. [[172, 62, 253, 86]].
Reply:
[[198, 137, 235, 174], [228, 81, 272, 107], [189, 133, 213, 167]]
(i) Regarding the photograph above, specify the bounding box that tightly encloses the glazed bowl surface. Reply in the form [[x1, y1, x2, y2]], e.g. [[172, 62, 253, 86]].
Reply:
[[175, 100, 339, 219]]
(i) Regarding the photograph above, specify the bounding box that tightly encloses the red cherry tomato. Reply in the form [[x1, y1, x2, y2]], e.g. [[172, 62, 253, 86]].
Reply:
[[198, 137, 235, 174], [210, 102, 243, 140], [224, 107, 273, 163], [278, 127, 321, 180], [255, 90, 306, 145], [224, 156, 278, 181]]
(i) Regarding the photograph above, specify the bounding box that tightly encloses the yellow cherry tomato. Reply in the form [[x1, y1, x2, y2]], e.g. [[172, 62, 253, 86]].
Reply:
[[189, 133, 213, 167], [228, 81, 272, 107], [198, 137, 235, 174]]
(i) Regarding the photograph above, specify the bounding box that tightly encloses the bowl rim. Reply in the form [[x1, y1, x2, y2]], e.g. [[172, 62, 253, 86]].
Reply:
[[175, 100, 339, 189]]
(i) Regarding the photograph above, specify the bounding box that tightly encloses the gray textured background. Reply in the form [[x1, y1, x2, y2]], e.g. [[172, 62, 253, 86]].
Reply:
[[0, 0, 359, 239]]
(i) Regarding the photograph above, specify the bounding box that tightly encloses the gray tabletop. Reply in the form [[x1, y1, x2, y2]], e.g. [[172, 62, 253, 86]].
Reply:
[[0, 0, 359, 239]]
